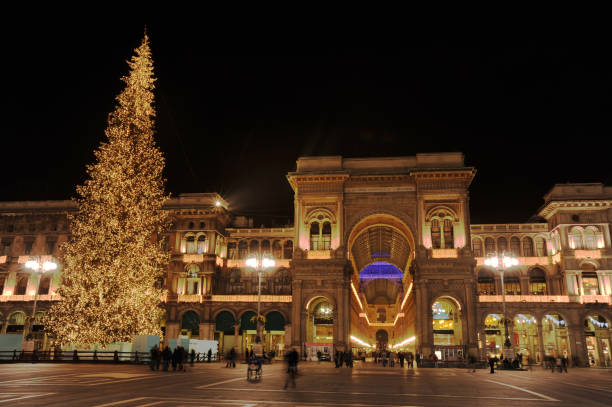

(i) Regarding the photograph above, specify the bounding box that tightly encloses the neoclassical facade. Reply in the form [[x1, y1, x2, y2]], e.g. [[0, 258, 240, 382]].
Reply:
[[1, 153, 611, 366]]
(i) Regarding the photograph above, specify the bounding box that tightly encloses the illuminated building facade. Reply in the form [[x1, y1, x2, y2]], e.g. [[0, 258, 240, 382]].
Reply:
[[0, 153, 611, 366]]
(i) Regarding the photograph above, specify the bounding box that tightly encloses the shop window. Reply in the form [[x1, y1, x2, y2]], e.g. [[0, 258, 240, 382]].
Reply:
[[472, 238, 483, 257], [522, 237, 534, 257]]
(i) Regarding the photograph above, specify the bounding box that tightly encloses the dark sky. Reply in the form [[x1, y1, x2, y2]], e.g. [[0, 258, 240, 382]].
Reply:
[[4, 25, 611, 224]]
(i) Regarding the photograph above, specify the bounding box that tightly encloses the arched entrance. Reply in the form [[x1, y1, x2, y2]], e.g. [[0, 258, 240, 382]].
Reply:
[[513, 314, 540, 363], [542, 314, 569, 359], [265, 311, 286, 358], [484, 313, 503, 358], [376, 329, 389, 350], [215, 311, 236, 355], [584, 314, 611, 367], [305, 297, 334, 361], [241, 311, 257, 355], [180, 311, 199, 338], [346, 214, 415, 349], [432, 297, 464, 360]]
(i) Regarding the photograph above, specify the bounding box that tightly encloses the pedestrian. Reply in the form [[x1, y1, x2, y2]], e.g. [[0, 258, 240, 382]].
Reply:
[[190, 349, 196, 367], [172, 345, 179, 372], [561, 356, 568, 373], [488, 356, 495, 374], [150, 345, 158, 371], [207, 348, 212, 363], [467, 354, 476, 373], [284, 347, 299, 389], [345, 350, 353, 368], [415, 352, 420, 368], [317, 350, 322, 363], [162, 346, 171, 371], [399, 351, 405, 368], [156, 347, 162, 371], [230, 347, 236, 368], [178, 346, 186, 372]]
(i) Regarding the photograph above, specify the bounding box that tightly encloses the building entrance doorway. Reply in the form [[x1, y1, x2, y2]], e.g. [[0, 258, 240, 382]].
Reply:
[[585, 314, 611, 367], [376, 329, 389, 350]]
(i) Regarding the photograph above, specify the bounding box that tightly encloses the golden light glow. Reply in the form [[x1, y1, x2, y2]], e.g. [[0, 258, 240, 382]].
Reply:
[[350, 335, 373, 348], [44, 33, 168, 346], [393, 336, 415, 348], [350, 281, 363, 311], [400, 282, 413, 310]]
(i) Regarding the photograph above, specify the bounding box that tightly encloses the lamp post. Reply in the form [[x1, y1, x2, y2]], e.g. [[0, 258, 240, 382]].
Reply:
[[23, 257, 57, 339], [484, 252, 518, 351], [245, 254, 276, 341]]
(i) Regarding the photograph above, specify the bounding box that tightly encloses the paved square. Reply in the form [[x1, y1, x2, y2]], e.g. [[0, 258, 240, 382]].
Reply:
[[0, 362, 610, 406]]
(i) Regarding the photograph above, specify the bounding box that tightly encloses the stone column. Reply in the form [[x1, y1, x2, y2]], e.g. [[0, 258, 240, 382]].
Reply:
[[165, 322, 179, 344], [291, 280, 302, 348], [199, 322, 214, 340], [569, 328, 586, 366], [537, 321, 545, 364], [520, 277, 530, 296]]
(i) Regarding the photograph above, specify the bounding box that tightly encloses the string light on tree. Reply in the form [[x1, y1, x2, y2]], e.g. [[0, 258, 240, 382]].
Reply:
[[44, 32, 169, 346]]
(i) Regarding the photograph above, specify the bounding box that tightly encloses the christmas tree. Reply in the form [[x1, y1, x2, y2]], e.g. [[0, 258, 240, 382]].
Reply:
[[45, 34, 169, 346]]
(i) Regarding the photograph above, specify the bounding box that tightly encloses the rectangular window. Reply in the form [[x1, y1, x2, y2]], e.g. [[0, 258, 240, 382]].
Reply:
[[24, 239, 34, 255], [431, 220, 441, 249], [504, 279, 521, 295]]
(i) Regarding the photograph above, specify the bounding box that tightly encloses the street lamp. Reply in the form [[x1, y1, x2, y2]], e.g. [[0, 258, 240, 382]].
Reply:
[[245, 254, 276, 340], [484, 252, 518, 350], [24, 257, 57, 339]]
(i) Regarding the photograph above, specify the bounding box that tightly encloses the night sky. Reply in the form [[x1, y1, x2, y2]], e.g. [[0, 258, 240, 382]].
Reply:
[[4, 25, 611, 225]]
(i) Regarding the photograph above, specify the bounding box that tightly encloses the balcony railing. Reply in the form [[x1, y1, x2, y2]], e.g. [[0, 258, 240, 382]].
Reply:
[[430, 249, 458, 258], [479, 294, 611, 304], [0, 294, 61, 302], [177, 294, 203, 303]]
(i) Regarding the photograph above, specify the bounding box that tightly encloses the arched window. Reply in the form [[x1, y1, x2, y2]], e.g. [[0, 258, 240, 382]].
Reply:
[[6, 311, 25, 333], [497, 237, 508, 254], [503, 271, 521, 295], [15, 275, 28, 295], [478, 269, 496, 295], [485, 237, 496, 255], [529, 268, 547, 295], [569, 227, 583, 249], [261, 240, 271, 255], [185, 235, 196, 254], [431, 219, 441, 249], [472, 238, 483, 257], [197, 235, 208, 254], [522, 237, 534, 257], [443, 219, 454, 249], [283, 240, 293, 259], [38, 276, 51, 295], [510, 237, 521, 256], [228, 242, 236, 259], [249, 240, 259, 254], [581, 265, 600, 296], [272, 240, 282, 258], [535, 236, 547, 256], [238, 241, 248, 259], [310, 222, 320, 250], [583, 227, 599, 249], [321, 222, 332, 250]]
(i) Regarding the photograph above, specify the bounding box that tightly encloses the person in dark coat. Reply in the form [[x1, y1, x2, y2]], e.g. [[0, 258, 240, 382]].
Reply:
[[150, 345, 159, 371], [284, 348, 299, 389], [207, 348, 212, 362], [162, 346, 172, 371], [489, 356, 495, 374], [398, 351, 405, 368], [190, 349, 196, 366], [172, 347, 179, 371]]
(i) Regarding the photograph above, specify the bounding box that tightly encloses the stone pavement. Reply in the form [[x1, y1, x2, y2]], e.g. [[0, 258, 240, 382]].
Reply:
[[0, 361, 610, 406]]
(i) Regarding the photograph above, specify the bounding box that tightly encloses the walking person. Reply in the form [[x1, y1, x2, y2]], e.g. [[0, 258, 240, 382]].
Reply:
[[230, 347, 237, 368], [399, 351, 405, 368], [190, 349, 196, 367], [149, 345, 158, 371], [415, 352, 420, 368], [284, 347, 299, 389], [207, 348, 212, 362], [561, 356, 568, 373], [488, 356, 495, 374], [171, 346, 179, 371], [162, 346, 171, 371]]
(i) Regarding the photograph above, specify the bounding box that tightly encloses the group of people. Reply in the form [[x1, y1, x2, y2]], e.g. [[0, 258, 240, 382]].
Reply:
[[372, 351, 416, 368], [333, 350, 354, 368], [544, 355, 569, 373], [149, 344, 193, 372]]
